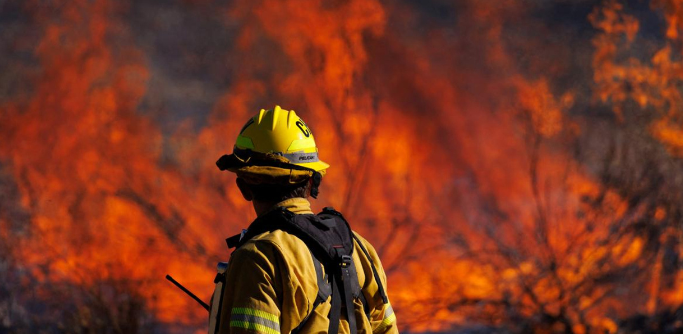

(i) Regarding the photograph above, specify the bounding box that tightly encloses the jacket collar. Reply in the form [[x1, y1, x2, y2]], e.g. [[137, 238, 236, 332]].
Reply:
[[261, 197, 313, 216]]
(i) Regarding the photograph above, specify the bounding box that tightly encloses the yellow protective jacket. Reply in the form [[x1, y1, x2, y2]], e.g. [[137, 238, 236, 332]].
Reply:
[[211, 198, 398, 334]]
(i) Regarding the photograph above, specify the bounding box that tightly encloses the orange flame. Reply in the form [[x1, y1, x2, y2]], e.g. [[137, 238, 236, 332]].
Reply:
[[0, 1, 682, 333]]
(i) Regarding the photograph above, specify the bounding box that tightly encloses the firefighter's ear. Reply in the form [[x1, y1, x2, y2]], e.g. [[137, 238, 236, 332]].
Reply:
[[236, 178, 253, 201]]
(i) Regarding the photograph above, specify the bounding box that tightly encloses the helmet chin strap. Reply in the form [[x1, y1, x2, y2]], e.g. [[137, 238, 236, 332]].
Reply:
[[310, 172, 322, 199]]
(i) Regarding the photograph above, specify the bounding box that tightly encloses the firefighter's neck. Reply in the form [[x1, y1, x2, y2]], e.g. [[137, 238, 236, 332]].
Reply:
[[253, 200, 277, 216], [253, 197, 313, 216]]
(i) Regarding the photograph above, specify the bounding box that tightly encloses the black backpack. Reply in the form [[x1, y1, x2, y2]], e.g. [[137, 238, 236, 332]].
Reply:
[[220, 207, 388, 334]]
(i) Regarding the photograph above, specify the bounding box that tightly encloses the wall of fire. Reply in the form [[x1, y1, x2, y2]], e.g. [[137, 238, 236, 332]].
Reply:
[[1, 1, 682, 333]]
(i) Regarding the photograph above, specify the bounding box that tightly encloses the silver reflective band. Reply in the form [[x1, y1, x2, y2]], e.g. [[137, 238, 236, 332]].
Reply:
[[282, 151, 319, 163], [230, 314, 281, 331], [385, 305, 394, 318]]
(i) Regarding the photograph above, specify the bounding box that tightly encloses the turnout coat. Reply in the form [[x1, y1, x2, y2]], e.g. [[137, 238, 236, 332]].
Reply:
[[210, 198, 398, 334]]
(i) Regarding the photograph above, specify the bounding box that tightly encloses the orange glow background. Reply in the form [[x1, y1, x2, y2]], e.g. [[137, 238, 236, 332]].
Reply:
[[1, 1, 682, 333]]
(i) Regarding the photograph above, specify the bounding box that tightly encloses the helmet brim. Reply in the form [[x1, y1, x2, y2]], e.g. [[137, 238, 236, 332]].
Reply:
[[216, 151, 329, 182], [296, 160, 329, 173]]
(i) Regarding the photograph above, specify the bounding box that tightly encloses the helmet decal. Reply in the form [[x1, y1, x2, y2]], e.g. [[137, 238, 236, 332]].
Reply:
[[296, 120, 310, 137]]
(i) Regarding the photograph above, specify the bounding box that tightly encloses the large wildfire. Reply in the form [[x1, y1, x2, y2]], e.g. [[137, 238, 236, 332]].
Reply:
[[1, 0, 682, 333]]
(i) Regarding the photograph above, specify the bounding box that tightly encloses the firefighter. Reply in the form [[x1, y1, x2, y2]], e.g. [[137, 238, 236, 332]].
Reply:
[[210, 106, 398, 334]]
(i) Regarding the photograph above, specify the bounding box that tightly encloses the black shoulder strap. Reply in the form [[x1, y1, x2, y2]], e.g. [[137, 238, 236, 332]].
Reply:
[[352, 233, 389, 304], [291, 253, 331, 334], [324, 207, 389, 304], [225, 208, 296, 250], [225, 233, 241, 249], [312, 254, 332, 303]]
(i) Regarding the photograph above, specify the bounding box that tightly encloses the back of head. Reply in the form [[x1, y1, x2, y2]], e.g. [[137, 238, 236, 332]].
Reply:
[[243, 181, 310, 203]]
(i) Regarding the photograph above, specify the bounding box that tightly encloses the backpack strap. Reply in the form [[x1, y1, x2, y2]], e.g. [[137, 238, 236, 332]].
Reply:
[[291, 252, 331, 334], [352, 233, 389, 304], [325, 248, 360, 334], [312, 254, 332, 305], [324, 207, 389, 304], [337, 249, 358, 334], [327, 270, 344, 334], [225, 233, 241, 248], [287, 212, 360, 334], [225, 208, 295, 250]]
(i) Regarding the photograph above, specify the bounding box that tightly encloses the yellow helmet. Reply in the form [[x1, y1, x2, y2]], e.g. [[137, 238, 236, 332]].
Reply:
[[216, 106, 329, 197], [235, 105, 329, 172]]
